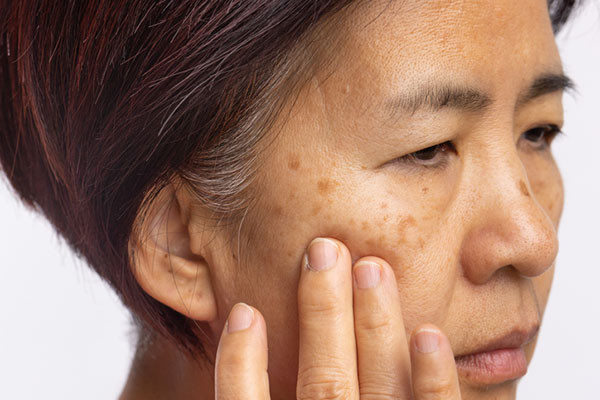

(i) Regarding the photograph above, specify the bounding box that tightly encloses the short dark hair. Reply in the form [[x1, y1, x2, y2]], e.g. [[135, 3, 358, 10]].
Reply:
[[0, 0, 580, 359]]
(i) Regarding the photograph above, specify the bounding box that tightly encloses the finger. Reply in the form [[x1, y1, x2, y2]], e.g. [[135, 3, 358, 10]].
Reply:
[[215, 303, 270, 400], [353, 257, 412, 399], [410, 324, 462, 400], [296, 238, 359, 400]]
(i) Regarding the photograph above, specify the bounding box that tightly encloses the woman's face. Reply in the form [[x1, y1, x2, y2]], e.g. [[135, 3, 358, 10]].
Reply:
[[205, 0, 566, 398]]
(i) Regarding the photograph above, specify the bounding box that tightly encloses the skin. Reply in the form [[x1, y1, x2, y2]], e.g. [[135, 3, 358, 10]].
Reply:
[[122, 0, 567, 398]]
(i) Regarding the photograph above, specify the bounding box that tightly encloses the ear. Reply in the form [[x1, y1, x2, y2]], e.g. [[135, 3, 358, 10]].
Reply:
[[130, 183, 217, 322]]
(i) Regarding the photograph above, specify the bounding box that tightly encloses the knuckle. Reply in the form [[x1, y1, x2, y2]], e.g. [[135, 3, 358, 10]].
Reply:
[[355, 312, 393, 333], [299, 287, 343, 318], [217, 347, 246, 368], [297, 365, 355, 400], [359, 379, 402, 399], [414, 376, 456, 399]]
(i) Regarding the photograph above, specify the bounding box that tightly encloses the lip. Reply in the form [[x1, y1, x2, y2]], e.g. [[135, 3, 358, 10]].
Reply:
[[454, 324, 539, 386]]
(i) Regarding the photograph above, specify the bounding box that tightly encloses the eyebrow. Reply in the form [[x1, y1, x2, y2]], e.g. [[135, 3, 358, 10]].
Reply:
[[386, 72, 575, 117], [516, 73, 575, 106]]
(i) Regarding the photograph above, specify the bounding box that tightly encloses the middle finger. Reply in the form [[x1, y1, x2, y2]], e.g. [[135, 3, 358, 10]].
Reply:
[[353, 257, 412, 399]]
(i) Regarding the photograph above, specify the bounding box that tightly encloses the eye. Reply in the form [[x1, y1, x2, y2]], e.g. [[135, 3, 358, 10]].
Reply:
[[395, 141, 456, 168], [522, 124, 563, 149]]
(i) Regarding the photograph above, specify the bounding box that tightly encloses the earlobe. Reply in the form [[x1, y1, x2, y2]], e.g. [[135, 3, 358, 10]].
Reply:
[[130, 184, 218, 322]]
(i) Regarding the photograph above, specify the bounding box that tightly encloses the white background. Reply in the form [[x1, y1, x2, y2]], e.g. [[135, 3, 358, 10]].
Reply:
[[1, 3, 599, 399]]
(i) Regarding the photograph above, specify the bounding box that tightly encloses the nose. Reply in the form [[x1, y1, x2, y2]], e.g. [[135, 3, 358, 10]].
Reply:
[[459, 150, 559, 285]]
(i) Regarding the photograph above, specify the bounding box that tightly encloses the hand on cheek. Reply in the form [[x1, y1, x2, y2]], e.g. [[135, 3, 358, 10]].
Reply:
[[215, 237, 461, 399]]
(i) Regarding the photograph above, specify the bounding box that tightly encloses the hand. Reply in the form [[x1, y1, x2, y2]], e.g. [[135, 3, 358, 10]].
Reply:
[[214, 237, 462, 399]]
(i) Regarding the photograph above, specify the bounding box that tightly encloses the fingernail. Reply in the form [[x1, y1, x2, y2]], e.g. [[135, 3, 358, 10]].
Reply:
[[354, 261, 381, 289], [414, 329, 440, 354], [227, 303, 254, 333], [305, 238, 339, 271]]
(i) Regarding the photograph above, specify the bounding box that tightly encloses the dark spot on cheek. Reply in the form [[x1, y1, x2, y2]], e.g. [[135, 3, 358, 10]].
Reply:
[[311, 204, 322, 216], [519, 180, 530, 197], [380, 202, 388, 209], [361, 221, 370, 231], [396, 216, 416, 244], [317, 178, 338, 195], [289, 160, 300, 170], [273, 206, 283, 215], [287, 154, 300, 170], [422, 187, 429, 194]]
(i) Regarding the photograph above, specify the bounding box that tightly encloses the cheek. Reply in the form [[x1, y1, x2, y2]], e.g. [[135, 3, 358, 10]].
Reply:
[[243, 166, 460, 337]]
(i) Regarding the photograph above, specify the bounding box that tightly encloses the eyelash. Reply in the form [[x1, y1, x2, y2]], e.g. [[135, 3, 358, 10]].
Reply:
[[394, 124, 563, 169], [521, 124, 563, 149]]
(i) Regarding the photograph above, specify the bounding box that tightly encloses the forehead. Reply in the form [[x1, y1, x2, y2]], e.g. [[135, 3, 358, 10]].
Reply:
[[325, 0, 561, 97]]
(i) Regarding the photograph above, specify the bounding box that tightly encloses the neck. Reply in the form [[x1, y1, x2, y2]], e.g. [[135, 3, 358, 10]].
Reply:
[[119, 335, 215, 400]]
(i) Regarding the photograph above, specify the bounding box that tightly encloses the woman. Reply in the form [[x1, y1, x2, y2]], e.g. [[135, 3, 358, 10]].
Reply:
[[0, 0, 579, 398]]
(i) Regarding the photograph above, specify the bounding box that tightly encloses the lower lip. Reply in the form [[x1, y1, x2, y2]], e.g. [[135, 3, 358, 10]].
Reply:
[[455, 347, 528, 385]]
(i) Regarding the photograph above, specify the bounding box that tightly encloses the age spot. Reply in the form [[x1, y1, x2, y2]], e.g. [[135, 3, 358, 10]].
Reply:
[[311, 204, 322, 216], [317, 178, 338, 195], [288, 155, 300, 171], [519, 180, 530, 197]]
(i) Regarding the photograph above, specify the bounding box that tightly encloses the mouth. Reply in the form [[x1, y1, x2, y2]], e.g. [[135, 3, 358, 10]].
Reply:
[[454, 324, 540, 386]]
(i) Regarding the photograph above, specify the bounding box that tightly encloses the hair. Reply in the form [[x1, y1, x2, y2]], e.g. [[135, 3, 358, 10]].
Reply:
[[0, 0, 580, 360]]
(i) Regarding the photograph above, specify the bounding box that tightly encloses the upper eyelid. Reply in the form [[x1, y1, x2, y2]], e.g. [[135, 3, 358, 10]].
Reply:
[[394, 123, 560, 168]]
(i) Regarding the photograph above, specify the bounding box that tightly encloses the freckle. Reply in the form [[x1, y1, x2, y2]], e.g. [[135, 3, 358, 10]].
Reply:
[[377, 235, 385, 245], [274, 206, 283, 215], [383, 215, 389, 222], [519, 180, 530, 197], [422, 187, 429, 194], [380, 202, 388, 209], [167, 268, 173, 273], [288, 155, 300, 170], [317, 178, 340, 195], [366, 239, 374, 247], [361, 165, 367, 170], [163, 253, 168, 259], [418, 237, 425, 250], [361, 221, 370, 231], [311, 205, 322, 216], [396, 216, 415, 243]]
